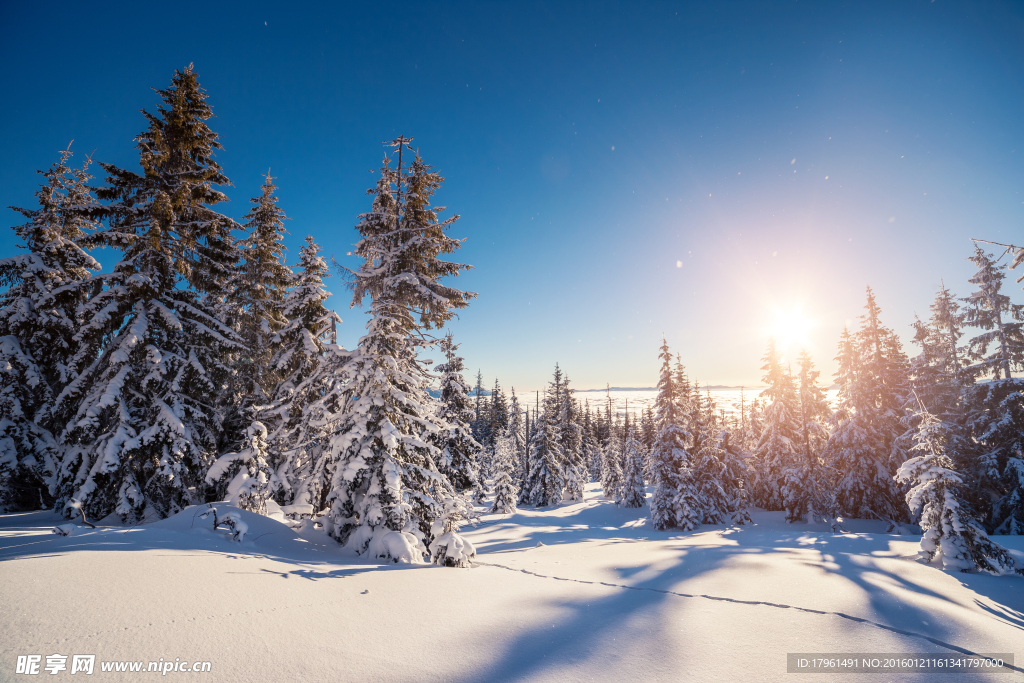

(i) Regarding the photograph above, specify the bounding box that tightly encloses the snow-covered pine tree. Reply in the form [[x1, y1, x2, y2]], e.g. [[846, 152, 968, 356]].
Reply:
[[506, 389, 528, 485], [312, 139, 477, 565], [618, 425, 645, 508], [649, 339, 701, 530], [490, 428, 518, 514], [896, 409, 1022, 574], [53, 66, 245, 522], [205, 421, 274, 514], [598, 409, 622, 499], [221, 172, 293, 452], [583, 402, 602, 482], [674, 355, 693, 429], [972, 239, 1024, 290], [0, 147, 100, 511], [960, 246, 1024, 534], [963, 245, 1024, 381], [640, 405, 655, 477], [752, 339, 803, 518], [719, 425, 752, 525], [690, 389, 730, 524], [432, 332, 482, 493], [484, 377, 509, 478], [472, 369, 488, 444], [746, 397, 764, 454], [796, 350, 836, 523], [823, 290, 907, 522], [560, 372, 585, 502], [912, 284, 969, 407], [259, 235, 345, 505], [522, 366, 566, 507], [898, 286, 973, 509]]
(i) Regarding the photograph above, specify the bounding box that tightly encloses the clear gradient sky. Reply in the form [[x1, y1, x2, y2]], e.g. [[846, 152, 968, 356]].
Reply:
[[2, 1, 1022, 394]]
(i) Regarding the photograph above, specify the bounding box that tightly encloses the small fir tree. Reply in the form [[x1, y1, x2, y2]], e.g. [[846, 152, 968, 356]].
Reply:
[[490, 429, 519, 514], [649, 339, 702, 531], [618, 426, 646, 508], [432, 333, 483, 493], [896, 410, 1022, 575], [522, 367, 566, 507]]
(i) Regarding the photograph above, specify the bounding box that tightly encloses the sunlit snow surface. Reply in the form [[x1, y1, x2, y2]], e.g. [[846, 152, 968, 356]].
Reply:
[[1, 485, 1022, 682]]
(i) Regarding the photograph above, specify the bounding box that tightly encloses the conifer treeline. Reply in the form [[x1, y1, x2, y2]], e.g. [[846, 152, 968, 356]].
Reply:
[[1, 65, 1022, 575], [462, 245, 1024, 575], [0, 66, 483, 566]]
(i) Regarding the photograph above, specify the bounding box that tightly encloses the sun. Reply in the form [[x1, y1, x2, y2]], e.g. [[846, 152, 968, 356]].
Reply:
[[770, 306, 814, 353]]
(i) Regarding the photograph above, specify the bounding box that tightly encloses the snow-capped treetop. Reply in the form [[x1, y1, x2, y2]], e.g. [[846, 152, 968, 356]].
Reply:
[[92, 63, 239, 297], [962, 245, 1024, 381], [1, 146, 101, 392], [346, 144, 476, 333], [272, 235, 342, 392], [235, 172, 292, 371]]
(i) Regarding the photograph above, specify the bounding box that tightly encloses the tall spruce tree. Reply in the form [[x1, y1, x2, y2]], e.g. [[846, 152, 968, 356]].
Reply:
[[306, 139, 477, 565], [795, 350, 836, 523], [490, 428, 519, 514], [963, 245, 1024, 380], [484, 378, 509, 478], [522, 366, 566, 507], [752, 339, 802, 517], [583, 402, 603, 483], [899, 286, 973, 513], [221, 173, 293, 452], [618, 426, 645, 508], [506, 389, 528, 485], [601, 406, 626, 501], [961, 246, 1024, 534], [823, 290, 908, 522], [690, 389, 731, 524], [560, 373, 585, 502], [53, 66, 245, 522], [0, 147, 100, 511], [649, 339, 701, 531]]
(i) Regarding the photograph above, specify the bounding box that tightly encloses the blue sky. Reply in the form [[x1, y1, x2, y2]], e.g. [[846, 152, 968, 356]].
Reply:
[[2, 1, 1022, 393]]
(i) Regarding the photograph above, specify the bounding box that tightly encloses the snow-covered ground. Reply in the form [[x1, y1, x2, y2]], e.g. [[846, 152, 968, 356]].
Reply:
[[2, 484, 1022, 682]]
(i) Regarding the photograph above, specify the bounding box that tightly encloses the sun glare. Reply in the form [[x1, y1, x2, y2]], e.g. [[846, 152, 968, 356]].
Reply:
[[770, 307, 814, 353]]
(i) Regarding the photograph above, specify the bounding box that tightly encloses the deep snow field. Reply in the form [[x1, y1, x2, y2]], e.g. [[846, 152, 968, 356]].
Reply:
[[2, 484, 1023, 682]]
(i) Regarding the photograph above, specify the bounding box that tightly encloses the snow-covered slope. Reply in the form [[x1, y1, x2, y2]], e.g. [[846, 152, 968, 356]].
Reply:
[[2, 484, 1022, 682]]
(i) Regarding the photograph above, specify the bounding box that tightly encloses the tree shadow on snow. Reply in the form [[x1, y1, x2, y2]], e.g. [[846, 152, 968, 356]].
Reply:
[[458, 494, 1023, 681]]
